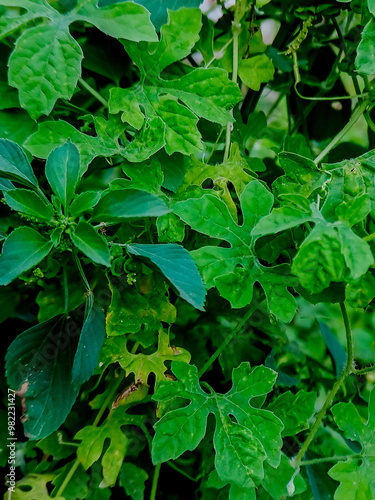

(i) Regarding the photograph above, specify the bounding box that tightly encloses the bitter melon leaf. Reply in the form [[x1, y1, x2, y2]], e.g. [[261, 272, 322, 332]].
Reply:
[[173, 180, 297, 322], [51, 463, 89, 500], [0, 0, 54, 39], [267, 390, 316, 437], [328, 388, 375, 499], [5, 316, 80, 439], [346, 272, 375, 308], [10, 473, 64, 500], [238, 55, 275, 91], [355, 20, 375, 75], [101, 330, 191, 388], [152, 361, 283, 489], [0, 227, 53, 286], [75, 408, 146, 487], [106, 282, 176, 339], [119, 462, 148, 500], [262, 454, 307, 500], [109, 8, 241, 155], [3, 0, 156, 118], [126, 243, 206, 310]]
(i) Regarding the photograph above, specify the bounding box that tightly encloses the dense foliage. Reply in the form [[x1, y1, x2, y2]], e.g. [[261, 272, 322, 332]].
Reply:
[[1, 0, 375, 498]]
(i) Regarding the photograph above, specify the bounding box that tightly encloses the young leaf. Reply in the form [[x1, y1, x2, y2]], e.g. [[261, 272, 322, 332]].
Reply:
[[126, 243, 207, 311], [328, 389, 375, 499], [72, 298, 106, 386], [45, 141, 80, 210], [70, 222, 111, 267], [0, 138, 38, 188], [4, 188, 54, 222], [5, 316, 80, 439], [152, 361, 283, 488], [69, 191, 102, 218], [91, 189, 170, 222], [0, 227, 53, 286]]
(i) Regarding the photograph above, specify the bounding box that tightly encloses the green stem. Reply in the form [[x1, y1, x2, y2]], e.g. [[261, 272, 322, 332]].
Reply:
[[63, 266, 69, 316], [198, 306, 254, 378], [73, 249, 91, 292], [78, 76, 109, 108], [166, 462, 201, 482], [363, 232, 375, 243], [314, 99, 369, 165], [54, 370, 124, 498], [354, 365, 375, 375], [300, 454, 363, 466], [150, 464, 161, 500], [205, 126, 225, 164], [293, 303, 354, 469]]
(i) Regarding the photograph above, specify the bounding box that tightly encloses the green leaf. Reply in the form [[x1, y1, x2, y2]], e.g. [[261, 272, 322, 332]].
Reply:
[[0, 177, 15, 192], [36, 280, 85, 322], [8, 24, 83, 119], [318, 321, 347, 378], [355, 20, 375, 75], [5, 316, 80, 439], [101, 329, 190, 388], [0, 227, 53, 286], [238, 55, 275, 91], [261, 453, 307, 500], [69, 191, 102, 218], [72, 298, 106, 385], [369, 0, 375, 15], [157, 213, 185, 243], [75, 408, 146, 487], [328, 388, 375, 499], [0, 139, 38, 188], [4, 188, 54, 222], [109, 8, 241, 155], [174, 181, 297, 322], [119, 463, 148, 500], [131, 0, 202, 31], [126, 243, 207, 311], [9, 474, 64, 500], [0, 109, 37, 146], [346, 272, 375, 308], [70, 221, 111, 267], [45, 141, 80, 210], [51, 463, 89, 500], [152, 361, 283, 488], [91, 189, 170, 222], [267, 390, 316, 437]]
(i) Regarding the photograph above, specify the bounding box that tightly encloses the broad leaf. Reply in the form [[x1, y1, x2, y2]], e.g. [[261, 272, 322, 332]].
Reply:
[[174, 180, 297, 322], [70, 222, 111, 267], [328, 389, 375, 499], [0, 139, 38, 188], [355, 20, 375, 75], [91, 189, 170, 222], [9, 474, 64, 500], [119, 463, 148, 500], [45, 141, 80, 210], [69, 191, 102, 218], [152, 361, 283, 488], [72, 297, 106, 385], [126, 243, 207, 310], [0, 227, 53, 286], [267, 390, 316, 437], [5, 316, 80, 439], [262, 454, 307, 500], [238, 55, 275, 91], [4, 188, 54, 222]]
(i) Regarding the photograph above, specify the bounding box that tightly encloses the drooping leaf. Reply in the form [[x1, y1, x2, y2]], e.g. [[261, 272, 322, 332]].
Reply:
[[0, 138, 38, 188], [45, 141, 80, 210], [328, 389, 375, 499], [152, 361, 283, 489], [70, 221, 111, 267], [91, 189, 170, 222], [4, 188, 54, 222], [126, 243, 207, 310], [0, 227, 53, 286], [72, 298, 106, 385], [174, 180, 297, 322], [5, 316, 80, 439]]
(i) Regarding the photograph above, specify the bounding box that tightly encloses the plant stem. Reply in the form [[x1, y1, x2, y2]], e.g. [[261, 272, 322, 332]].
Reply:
[[314, 99, 369, 165], [292, 303, 354, 469], [166, 462, 201, 482], [198, 306, 254, 378], [73, 249, 91, 293], [78, 76, 109, 108], [300, 454, 363, 466], [354, 365, 375, 375], [150, 464, 161, 500], [363, 232, 375, 243], [63, 266, 69, 315]]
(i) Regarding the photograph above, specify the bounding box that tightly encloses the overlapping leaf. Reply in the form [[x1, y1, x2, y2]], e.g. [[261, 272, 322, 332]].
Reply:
[[174, 180, 297, 322], [152, 361, 283, 489], [109, 8, 241, 155]]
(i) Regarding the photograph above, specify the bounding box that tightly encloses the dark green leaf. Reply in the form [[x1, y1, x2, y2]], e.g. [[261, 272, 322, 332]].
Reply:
[[0, 138, 38, 188], [70, 221, 111, 267], [4, 188, 54, 222], [119, 463, 148, 500]]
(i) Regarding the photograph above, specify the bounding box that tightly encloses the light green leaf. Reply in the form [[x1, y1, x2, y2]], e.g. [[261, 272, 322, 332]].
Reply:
[[262, 454, 307, 500], [121, 116, 165, 162], [8, 24, 83, 119], [4, 188, 54, 222], [0, 227, 53, 286], [369, 0, 375, 15], [337, 224, 373, 280], [72, 298, 106, 385], [126, 243, 207, 310], [91, 189, 170, 222], [69, 191, 102, 218], [0, 109, 37, 146], [70, 222, 111, 267], [328, 388, 375, 499], [239, 55, 275, 91], [0, 138, 38, 188], [45, 141, 80, 210], [267, 390, 316, 437], [75, 409, 146, 487], [355, 20, 375, 75], [157, 213, 185, 243], [9, 474, 64, 500], [346, 272, 375, 308], [119, 463, 148, 500], [5, 316, 80, 439]]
